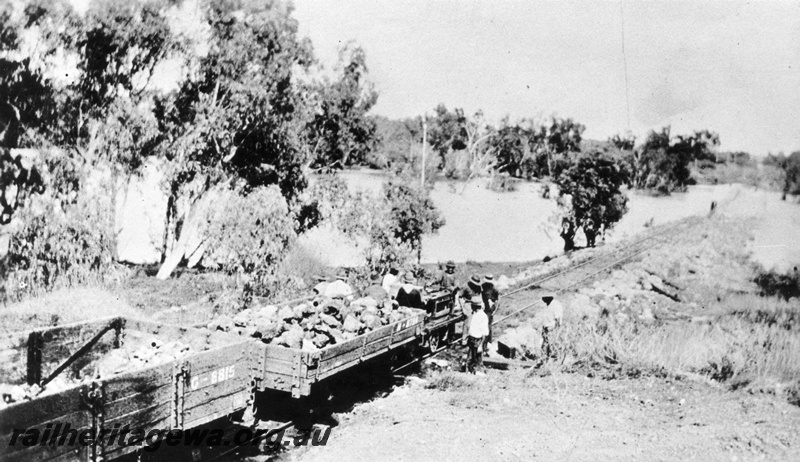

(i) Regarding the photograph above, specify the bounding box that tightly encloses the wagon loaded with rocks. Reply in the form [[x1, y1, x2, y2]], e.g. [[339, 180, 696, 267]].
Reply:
[[0, 289, 461, 460], [206, 295, 429, 397], [0, 317, 252, 462]]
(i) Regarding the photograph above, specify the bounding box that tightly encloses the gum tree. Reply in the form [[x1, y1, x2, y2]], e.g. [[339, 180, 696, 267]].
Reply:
[[553, 152, 628, 251]]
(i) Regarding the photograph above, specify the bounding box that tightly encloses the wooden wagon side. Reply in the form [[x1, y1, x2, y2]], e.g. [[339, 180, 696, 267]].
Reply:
[[251, 310, 426, 397], [0, 384, 93, 462], [0, 317, 253, 462]]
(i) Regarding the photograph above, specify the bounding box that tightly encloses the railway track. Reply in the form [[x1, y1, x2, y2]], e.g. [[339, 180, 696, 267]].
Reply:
[[494, 215, 703, 325], [128, 214, 714, 461], [392, 213, 707, 375]]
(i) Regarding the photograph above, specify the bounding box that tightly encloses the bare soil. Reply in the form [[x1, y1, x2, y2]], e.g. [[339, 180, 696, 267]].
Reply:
[[285, 370, 800, 462]]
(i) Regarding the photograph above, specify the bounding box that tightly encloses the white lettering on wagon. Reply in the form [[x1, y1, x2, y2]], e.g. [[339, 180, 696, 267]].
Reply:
[[189, 365, 236, 390]]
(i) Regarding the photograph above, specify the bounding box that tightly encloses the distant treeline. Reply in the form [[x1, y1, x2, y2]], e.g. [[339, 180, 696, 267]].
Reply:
[[365, 107, 800, 198]]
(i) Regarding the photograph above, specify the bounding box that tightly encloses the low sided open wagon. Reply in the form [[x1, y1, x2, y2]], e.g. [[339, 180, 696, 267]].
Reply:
[[0, 317, 251, 462]]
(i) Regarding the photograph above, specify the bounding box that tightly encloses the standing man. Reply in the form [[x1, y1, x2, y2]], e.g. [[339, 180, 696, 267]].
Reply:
[[466, 297, 489, 374], [540, 294, 563, 358], [459, 275, 482, 344], [481, 274, 500, 355], [438, 261, 457, 290], [382, 265, 401, 299]]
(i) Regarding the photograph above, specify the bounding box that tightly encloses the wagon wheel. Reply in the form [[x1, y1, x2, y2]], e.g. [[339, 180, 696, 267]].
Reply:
[[428, 330, 440, 353]]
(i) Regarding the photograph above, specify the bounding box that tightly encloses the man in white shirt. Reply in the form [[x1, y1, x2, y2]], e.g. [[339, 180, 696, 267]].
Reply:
[[466, 297, 489, 374], [540, 295, 563, 358], [382, 267, 401, 298]]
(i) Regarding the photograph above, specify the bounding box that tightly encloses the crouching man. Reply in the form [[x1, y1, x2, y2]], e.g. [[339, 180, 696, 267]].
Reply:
[[465, 297, 489, 374]]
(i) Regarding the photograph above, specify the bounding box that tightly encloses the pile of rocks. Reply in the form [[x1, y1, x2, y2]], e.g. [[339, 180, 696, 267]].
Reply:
[[568, 267, 681, 323], [207, 297, 419, 352]]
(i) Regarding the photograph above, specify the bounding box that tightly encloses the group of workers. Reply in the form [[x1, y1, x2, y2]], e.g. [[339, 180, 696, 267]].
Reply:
[[312, 261, 561, 375]]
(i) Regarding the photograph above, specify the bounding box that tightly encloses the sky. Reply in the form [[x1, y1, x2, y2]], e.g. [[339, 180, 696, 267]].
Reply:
[[63, 0, 800, 156], [291, 0, 800, 155]]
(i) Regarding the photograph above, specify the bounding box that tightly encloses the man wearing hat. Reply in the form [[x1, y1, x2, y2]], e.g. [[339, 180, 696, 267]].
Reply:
[[382, 265, 401, 298], [395, 272, 424, 309], [465, 296, 489, 374], [481, 274, 500, 354], [365, 272, 389, 301], [459, 275, 482, 344], [540, 294, 563, 358], [437, 261, 457, 290]]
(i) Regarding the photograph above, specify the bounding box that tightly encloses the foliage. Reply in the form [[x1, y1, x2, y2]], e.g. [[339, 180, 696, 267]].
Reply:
[[202, 186, 297, 294], [490, 116, 584, 179], [377, 179, 445, 264], [426, 104, 469, 165], [490, 121, 537, 179], [305, 43, 379, 170], [632, 126, 719, 194], [754, 267, 800, 302], [305, 174, 375, 240], [368, 115, 422, 170], [427, 105, 493, 178], [553, 152, 629, 251], [608, 132, 636, 151], [780, 151, 800, 199], [153, 0, 317, 276], [3, 163, 120, 301]]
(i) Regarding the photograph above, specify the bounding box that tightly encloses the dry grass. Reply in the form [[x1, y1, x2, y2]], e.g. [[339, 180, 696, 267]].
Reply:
[[0, 287, 143, 333], [550, 294, 800, 400]]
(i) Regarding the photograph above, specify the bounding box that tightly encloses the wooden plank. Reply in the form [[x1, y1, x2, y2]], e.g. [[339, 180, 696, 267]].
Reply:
[[183, 389, 250, 429], [103, 362, 174, 404], [4, 444, 86, 462], [35, 318, 116, 344], [1, 410, 92, 461], [363, 324, 393, 343], [261, 344, 303, 362], [255, 371, 294, 393], [0, 386, 85, 433], [363, 337, 392, 357], [103, 401, 172, 430], [185, 342, 249, 378], [100, 415, 171, 461], [104, 384, 173, 425], [318, 336, 363, 361], [318, 344, 367, 375], [253, 355, 297, 376], [183, 374, 248, 411], [483, 356, 534, 370]]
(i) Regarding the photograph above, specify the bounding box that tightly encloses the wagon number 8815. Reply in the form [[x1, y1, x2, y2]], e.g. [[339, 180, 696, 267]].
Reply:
[[190, 365, 235, 390]]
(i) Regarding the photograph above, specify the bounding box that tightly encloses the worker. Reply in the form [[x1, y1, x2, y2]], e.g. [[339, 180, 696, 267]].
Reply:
[[364, 272, 388, 301], [465, 297, 489, 374], [459, 275, 482, 344], [395, 272, 424, 309], [540, 294, 564, 358], [438, 261, 457, 290], [481, 274, 499, 354], [382, 266, 401, 298]]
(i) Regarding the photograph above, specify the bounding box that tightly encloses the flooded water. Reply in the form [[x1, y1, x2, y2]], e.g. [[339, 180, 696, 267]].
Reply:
[[302, 171, 798, 268]]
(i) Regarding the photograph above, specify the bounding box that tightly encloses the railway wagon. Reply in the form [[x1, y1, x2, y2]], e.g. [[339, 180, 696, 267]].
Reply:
[[249, 288, 463, 398], [0, 317, 251, 462], [250, 308, 427, 398]]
